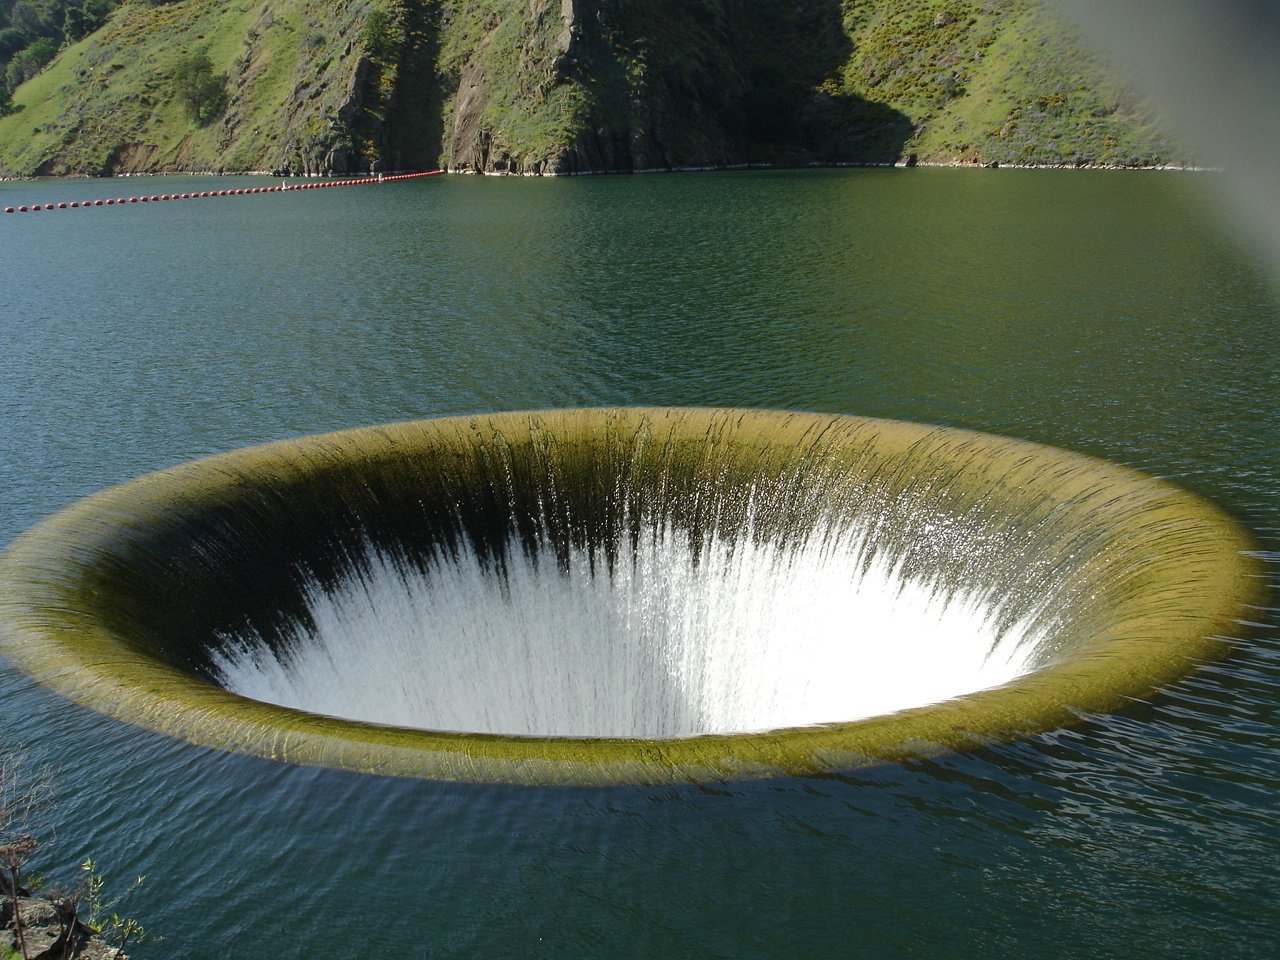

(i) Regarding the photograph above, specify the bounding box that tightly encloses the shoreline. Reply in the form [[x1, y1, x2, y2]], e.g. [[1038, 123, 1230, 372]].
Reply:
[[0, 158, 1215, 183]]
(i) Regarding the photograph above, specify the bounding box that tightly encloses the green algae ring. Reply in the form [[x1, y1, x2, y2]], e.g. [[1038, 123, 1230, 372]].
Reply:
[[0, 409, 1264, 785]]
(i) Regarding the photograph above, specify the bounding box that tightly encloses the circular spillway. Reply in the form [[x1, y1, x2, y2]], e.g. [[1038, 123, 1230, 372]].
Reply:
[[0, 409, 1263, 784]]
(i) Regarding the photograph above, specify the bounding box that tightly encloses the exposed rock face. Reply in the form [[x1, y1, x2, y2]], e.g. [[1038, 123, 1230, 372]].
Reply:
[[271, 24, 371, 176], [436, 0, 904, 175], [445, 0, 582, 174], [447, 36, 500, 172]]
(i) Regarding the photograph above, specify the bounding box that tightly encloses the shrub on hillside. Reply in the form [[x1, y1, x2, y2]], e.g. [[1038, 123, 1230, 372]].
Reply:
[[171, 50, 227, 125], [3, 34, 53, 89]]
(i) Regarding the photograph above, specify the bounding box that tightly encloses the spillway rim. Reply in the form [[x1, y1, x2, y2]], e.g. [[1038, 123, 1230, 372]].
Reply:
[[0, 407, 1265, 785]]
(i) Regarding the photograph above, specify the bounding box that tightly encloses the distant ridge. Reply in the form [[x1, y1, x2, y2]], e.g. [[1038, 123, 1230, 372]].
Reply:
[[0, 0, 1183, 178]]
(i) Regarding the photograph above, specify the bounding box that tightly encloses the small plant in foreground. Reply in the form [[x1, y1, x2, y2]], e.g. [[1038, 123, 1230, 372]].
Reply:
[[81, 859, 149, 958], [1, 745, 53, 960], [2, 746, 153, 958]]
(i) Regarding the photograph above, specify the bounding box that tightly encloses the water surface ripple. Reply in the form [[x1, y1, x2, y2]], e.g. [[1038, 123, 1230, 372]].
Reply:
[[0, 169, 1276, 958]]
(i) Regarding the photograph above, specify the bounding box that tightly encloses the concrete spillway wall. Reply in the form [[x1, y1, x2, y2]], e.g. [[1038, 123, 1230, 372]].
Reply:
[[0, 408, 1263, 784]]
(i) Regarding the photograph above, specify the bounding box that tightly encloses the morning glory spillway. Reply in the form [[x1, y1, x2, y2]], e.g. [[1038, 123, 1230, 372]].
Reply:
[[0, 408, 1262, 784]]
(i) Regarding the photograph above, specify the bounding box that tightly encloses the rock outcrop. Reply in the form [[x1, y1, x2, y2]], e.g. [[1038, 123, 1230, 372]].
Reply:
[[1, 882, 122, 960]]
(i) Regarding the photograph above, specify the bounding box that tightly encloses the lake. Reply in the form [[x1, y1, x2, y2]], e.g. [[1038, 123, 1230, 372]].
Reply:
[[1, 168, 1277, 958]]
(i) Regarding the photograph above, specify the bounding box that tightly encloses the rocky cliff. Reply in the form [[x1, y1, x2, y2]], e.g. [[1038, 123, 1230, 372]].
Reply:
[[0, 0, 1183, 177]]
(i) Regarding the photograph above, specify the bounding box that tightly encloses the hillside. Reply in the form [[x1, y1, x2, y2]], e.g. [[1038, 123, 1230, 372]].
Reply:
[[0, 0, 1184, 177]]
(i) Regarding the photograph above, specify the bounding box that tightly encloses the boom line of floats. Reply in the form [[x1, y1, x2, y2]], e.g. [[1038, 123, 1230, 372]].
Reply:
[[3, 169, 444, 214]]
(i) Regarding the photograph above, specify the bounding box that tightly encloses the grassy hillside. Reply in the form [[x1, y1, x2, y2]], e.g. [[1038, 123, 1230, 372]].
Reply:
[[839, 0, 1179, 167], [0, 0, 373, 176], [0, 0, 1185, 177]]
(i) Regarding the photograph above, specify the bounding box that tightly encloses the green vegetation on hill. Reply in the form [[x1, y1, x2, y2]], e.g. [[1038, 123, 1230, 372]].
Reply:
[[0, 0, 375, 176], [0, 0, 1184, 177], [1, 0, 121, 102], [838, 0, 1178, 167]]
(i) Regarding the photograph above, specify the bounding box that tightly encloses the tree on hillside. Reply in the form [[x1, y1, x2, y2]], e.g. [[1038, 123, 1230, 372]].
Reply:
[[0, 0, 123, 97], [7, 2, 50, 39], [171, 51, 228, 125], [0, 26, 25, 58], [3, 32, 52, 88]]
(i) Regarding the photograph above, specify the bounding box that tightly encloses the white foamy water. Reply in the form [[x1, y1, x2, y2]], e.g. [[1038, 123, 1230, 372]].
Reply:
[[212, 519, 1047, 738]]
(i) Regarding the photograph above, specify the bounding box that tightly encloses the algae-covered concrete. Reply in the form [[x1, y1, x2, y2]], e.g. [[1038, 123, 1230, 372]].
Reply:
[[0, 409, 1262, 785]]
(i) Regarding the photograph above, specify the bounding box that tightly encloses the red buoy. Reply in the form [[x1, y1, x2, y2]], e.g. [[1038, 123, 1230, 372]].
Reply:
[[3, 207, 12, 213]]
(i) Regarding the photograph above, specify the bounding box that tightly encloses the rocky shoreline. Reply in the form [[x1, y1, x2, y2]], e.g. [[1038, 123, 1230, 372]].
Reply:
[[1, 877, 122, 960], [0, 158, 1211, 184]]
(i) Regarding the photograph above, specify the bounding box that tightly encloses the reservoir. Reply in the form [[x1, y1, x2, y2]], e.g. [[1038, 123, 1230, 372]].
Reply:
[[1, 169, 1276, 957]]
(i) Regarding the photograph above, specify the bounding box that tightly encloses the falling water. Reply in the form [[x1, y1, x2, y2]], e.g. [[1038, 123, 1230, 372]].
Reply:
[[211, 514, 1045, 738], [0, 408, 1260, 782]]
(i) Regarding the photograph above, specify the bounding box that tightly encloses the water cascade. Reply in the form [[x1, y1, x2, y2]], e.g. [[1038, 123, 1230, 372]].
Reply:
[[0, 409, 1262, 784]]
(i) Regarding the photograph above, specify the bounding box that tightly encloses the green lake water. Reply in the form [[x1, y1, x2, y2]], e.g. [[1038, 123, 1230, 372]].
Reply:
[[0, 169, 1276, 957]]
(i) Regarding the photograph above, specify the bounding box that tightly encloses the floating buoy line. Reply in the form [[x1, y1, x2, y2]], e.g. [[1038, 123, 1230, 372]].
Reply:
[[2, 169, 443, 214]]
